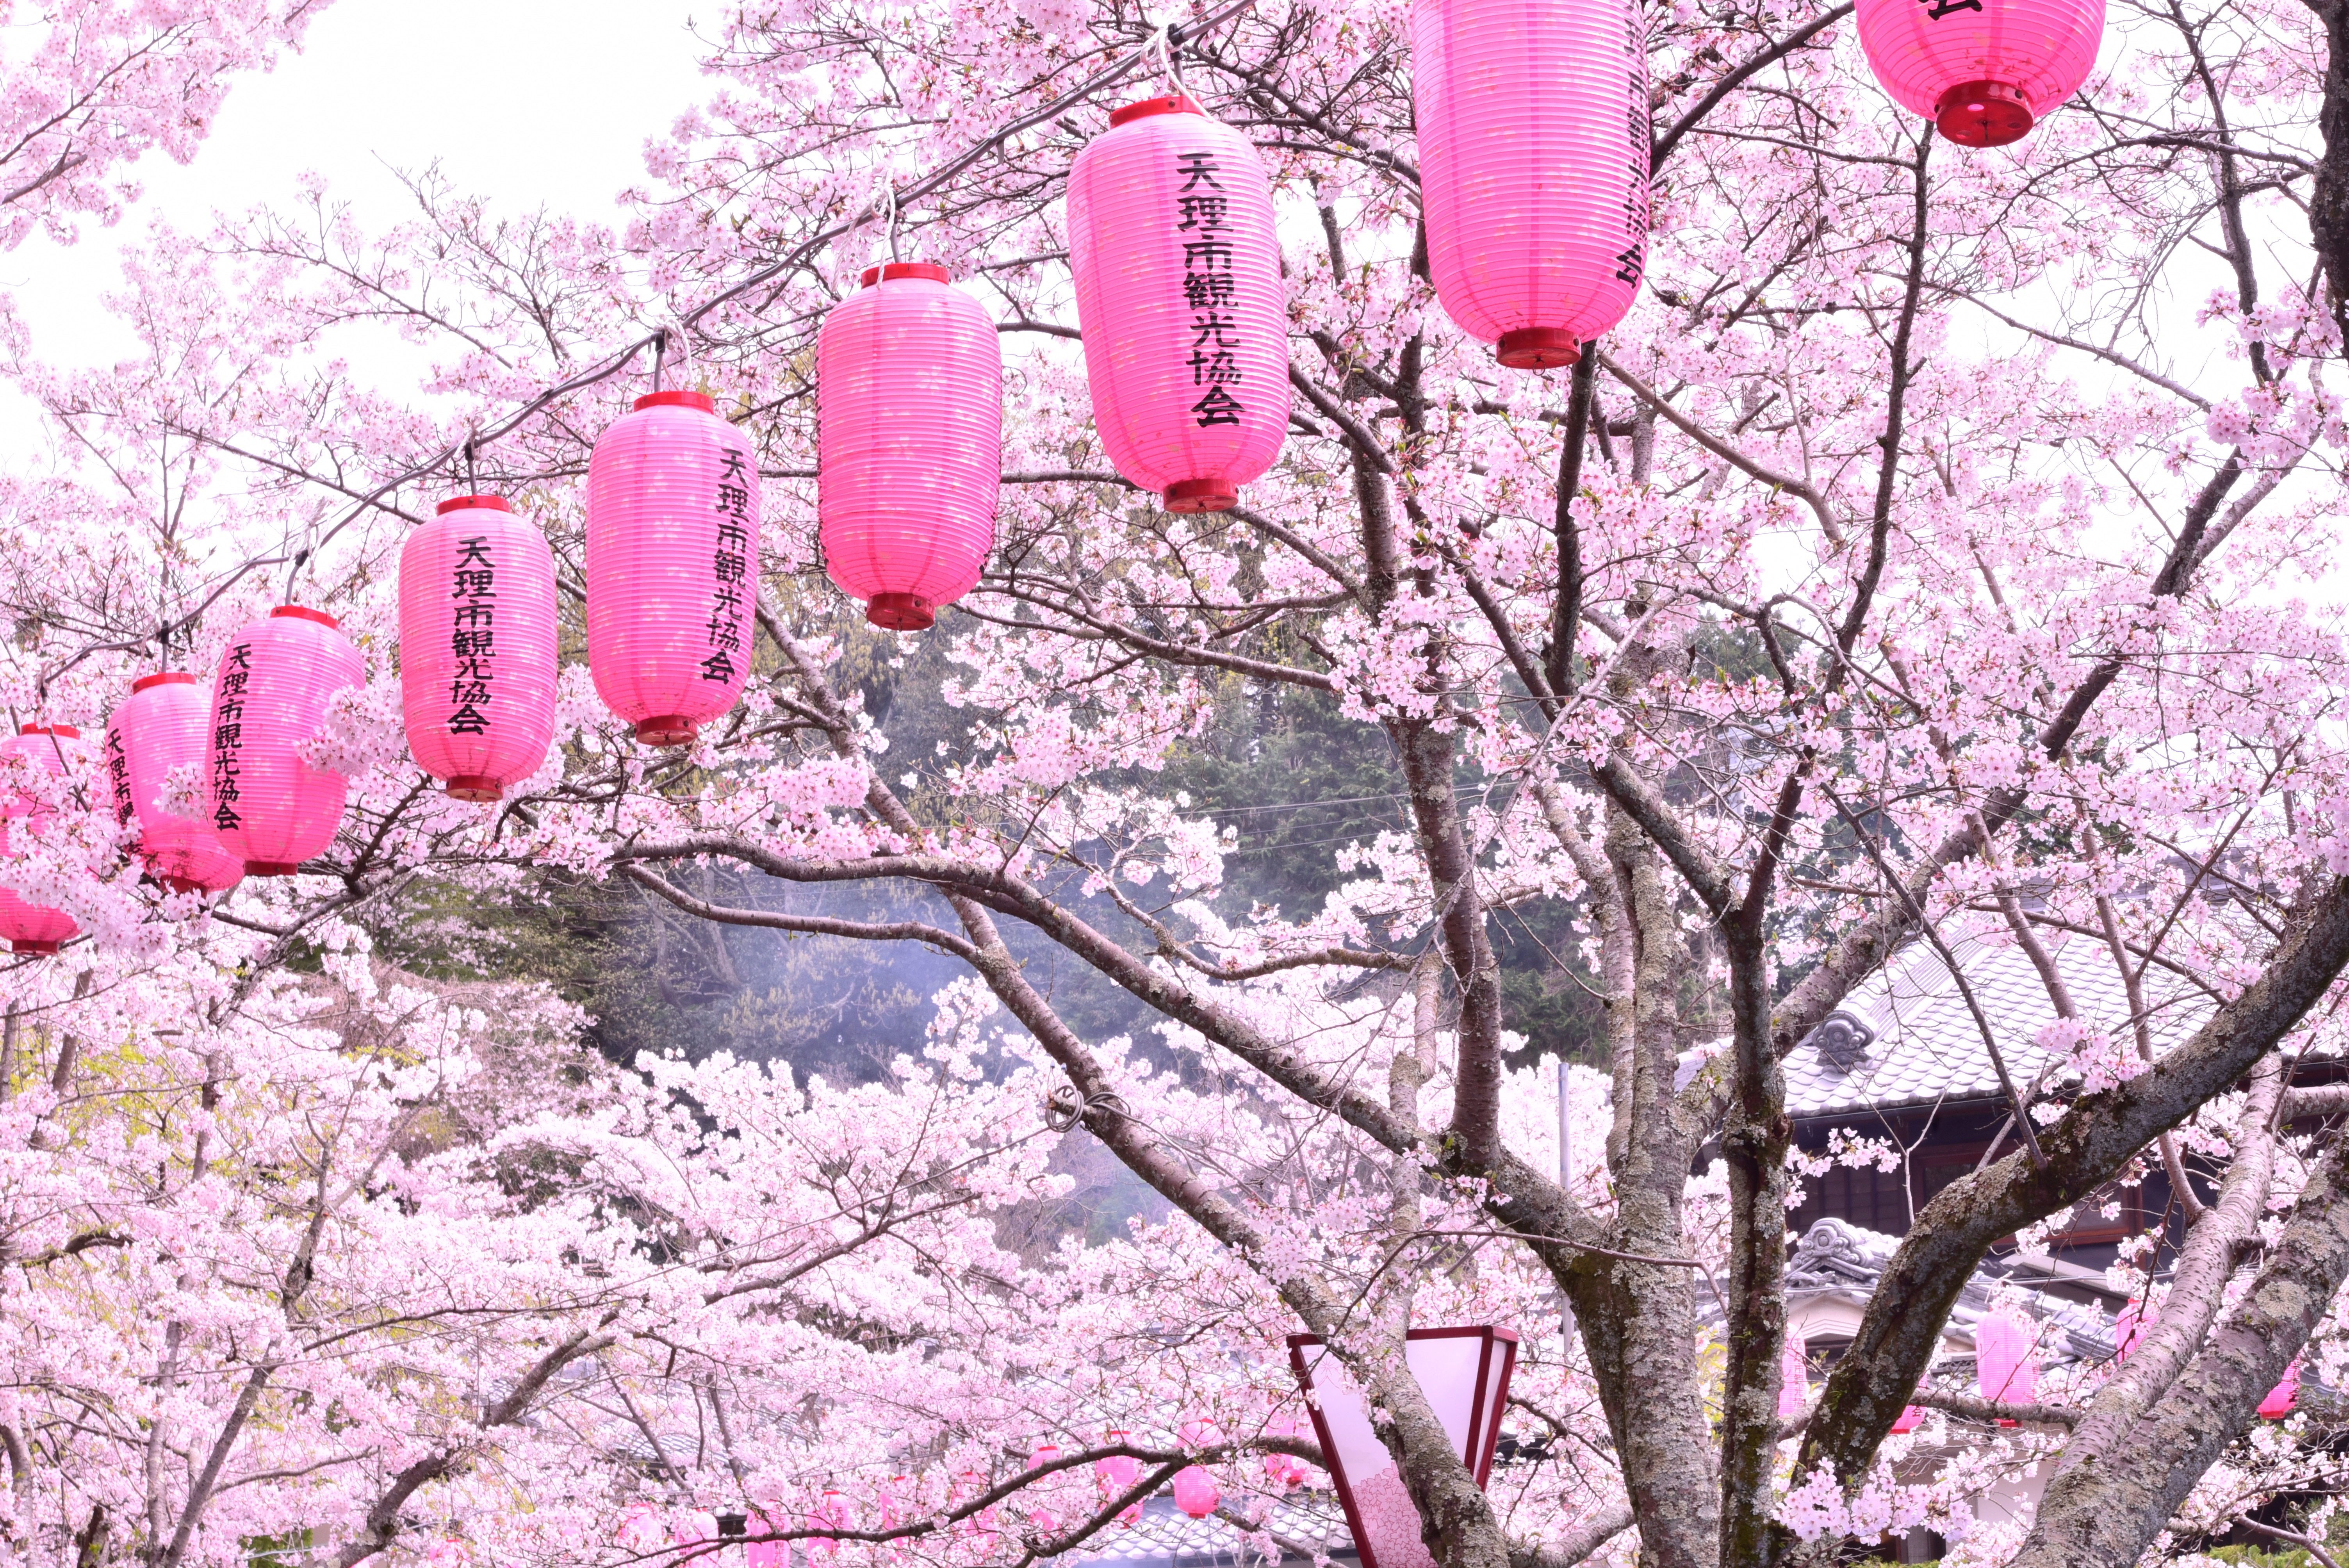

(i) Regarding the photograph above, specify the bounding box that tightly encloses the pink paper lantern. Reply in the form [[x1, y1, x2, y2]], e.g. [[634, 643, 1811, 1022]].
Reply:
[[745, 1508, 786, 1568], [1412, 0, 1650, 369], [1171, 1466, 1219, 1520], [1889, 1403, 1924, 1434], [2261, 1357, 2300, 1420], [807, 1489, 847, 1558], [107, 674, 243, 895], [954, 1471, 996, 1554], [617, 1503, 668, 1555], [1975, 1308, 2039, 1415], [399, 494, 560, 802], [1263, 1410, 1309, 1488], [0, 724, 84, 956], [2114, 1297, 2151, 1362], [1778, 1335, 1809, 1420], [1066, 95, 1290, 515], [818, 262, 1002, 631], [1855, 0, 2103, 147], [206, 607, 365, 877], [1098, 1428, 1142, 1524], [586, 390, 761, 747]]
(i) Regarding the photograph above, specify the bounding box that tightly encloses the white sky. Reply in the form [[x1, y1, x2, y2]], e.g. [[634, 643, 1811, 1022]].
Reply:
[[0, 0, 711, 443]]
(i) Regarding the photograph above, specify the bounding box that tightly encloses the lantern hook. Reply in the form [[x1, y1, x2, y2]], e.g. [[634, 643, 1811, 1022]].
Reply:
[[882, 179, 902, 264], [1148, 22, 1189, 99], [650, 328, 669, 394]]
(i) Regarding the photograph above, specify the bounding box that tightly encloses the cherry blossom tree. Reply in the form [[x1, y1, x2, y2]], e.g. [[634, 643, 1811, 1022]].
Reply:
[[4, 0, 2349, 1563]]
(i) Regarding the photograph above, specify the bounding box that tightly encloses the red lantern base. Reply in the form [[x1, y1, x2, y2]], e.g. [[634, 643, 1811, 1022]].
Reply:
[[867, 593, 936, 632], [634, 716, 700, 747], [1164, 478, 1238, 514], [9, 939, 59, 957], [245, 861, 301, 877], [1497, 328, 1582, 370], [1935, 82, 2033, 147], [446, 775, 504, 803]]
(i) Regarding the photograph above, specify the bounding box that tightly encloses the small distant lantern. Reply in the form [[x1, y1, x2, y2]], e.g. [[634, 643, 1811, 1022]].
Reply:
[[399, 495, 560, 802], [1854, 0, 2103, 146], [1098, 1429, 1143, 1524], [109, 674, 242, 894], [1413, 0, 1651, 369], [1065, 95, 1291, 514], [2114, 1297, 2150, 1362], [807, 1490, 847, 1557], [1171, 1468, 1219, 1520], [1263, 1409, 1310, 1489], [953, 1470, 997, 1554], [818, 262, 1002, 631], [615, 1504, 667, 1556], [205, 607, 365, 877], [745, 1508, 786, 1568], [0, 724, 86, 955], [1778, 1335, 1809, 1421], [586, 390, 761, 747], [1975, 1308, 2039, 1422], [2261, 1358, 2301, 1420], [1026, 1443, 1061, 1533], [1289, 1327, 1518, 1568]]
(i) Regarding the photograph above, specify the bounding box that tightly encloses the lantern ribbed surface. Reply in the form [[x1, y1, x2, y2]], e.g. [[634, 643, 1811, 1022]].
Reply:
[[818, 263, 1003, 632], [1066, 96, 1290, 515], [109, 673, 243, 894], [1974, 1309, 2038, 1405], [586, 390, 761, 746], [0, 725, 83, 955], [1855, 0, 2102, 146], [399, 495, 560, 801], [206, 606, 365, 877], [1413, 0, 1651, 368]]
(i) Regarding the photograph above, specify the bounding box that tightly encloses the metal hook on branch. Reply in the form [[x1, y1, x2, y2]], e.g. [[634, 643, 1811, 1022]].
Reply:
[[1044, 1083, 1131, 1132]]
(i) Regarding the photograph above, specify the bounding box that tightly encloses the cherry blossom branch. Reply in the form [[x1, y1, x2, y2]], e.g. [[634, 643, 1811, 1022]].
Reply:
[[1593, 349, 1841, 545], [1902, 1388, 2081, 1429], [1648, 3, 1855, 171], [619, 864, 981, 959]]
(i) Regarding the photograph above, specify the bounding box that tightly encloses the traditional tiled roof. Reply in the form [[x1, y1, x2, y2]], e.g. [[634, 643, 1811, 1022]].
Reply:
[[1784, 1217, 2123, 1358], [1777, 924, 2210, 1123], [1064, 1495, 1355, 1568]]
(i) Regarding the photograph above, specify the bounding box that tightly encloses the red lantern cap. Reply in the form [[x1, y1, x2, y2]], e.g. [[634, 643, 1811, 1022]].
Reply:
[[1164, 478, 1239, 515], [271, 606, 340, 630], [633, 390, 718, 413], [859, 262, 952, 286], [1110, 94, 1206, 126], [1934, 80, 2034, 146], [1497, 328, 1582, 370], [132, 672, 198, 693], [16, 723, 80, 738], [438, 494, 512, 515]]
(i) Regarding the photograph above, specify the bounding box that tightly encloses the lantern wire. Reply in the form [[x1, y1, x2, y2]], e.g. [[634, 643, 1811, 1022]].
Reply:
[[883, 181, 902, 264], [651, 328, 669, 395]]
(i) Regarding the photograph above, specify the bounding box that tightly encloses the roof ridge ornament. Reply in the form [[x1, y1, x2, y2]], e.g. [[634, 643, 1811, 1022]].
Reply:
[[1803, 1010, 1877, 1073]]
